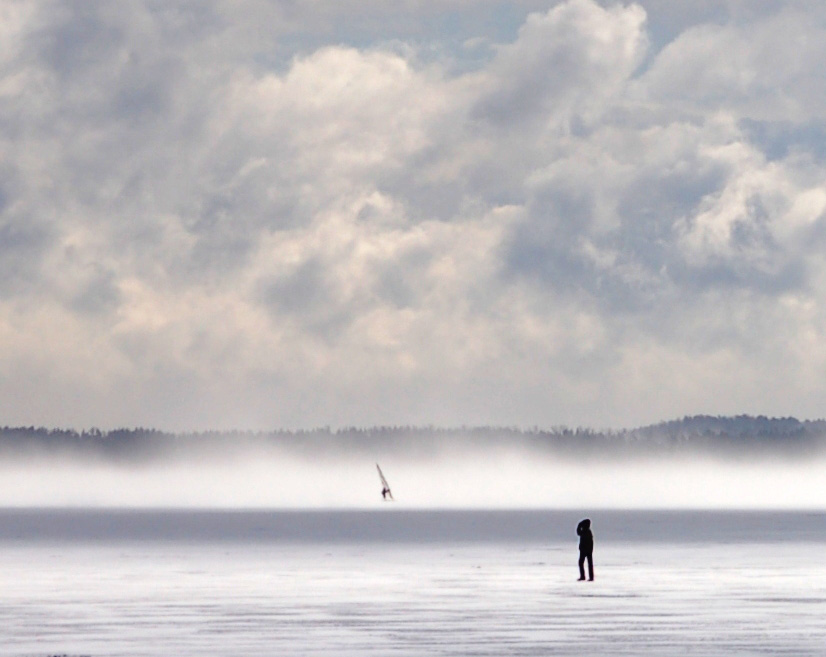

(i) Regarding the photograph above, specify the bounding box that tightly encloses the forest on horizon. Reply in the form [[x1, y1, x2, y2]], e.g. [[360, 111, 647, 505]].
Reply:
[[0, 415, 823, 462]]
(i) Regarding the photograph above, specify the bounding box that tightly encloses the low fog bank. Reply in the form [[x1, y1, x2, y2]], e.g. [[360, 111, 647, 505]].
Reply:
[[1, 450, 826, 508], [1, 416, 826, 508]]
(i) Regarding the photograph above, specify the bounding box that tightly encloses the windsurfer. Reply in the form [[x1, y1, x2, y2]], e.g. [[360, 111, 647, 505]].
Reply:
[[377, 464, 393, 501]]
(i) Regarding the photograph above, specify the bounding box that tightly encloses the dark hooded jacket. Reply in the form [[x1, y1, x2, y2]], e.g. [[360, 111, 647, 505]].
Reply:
[[577, 518, 593, 553]]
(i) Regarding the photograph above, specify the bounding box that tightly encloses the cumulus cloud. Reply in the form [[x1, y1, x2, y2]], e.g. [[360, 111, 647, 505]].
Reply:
[[474, 0, 647, 128], [2, 0, 826, 430], [638, 8, 826, 122]]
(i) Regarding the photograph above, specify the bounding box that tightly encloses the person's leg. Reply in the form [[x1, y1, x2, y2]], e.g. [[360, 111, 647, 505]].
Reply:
[[587, 553, 594, 580], [578, 552, 586, 580]]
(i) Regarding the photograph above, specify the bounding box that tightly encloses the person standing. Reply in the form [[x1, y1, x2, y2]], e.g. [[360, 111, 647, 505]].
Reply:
[[577, 518, 594, 581]]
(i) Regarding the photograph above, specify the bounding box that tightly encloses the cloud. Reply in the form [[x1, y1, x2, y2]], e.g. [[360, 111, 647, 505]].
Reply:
[[637, 8, 826, 122], [474, 0, 647, 128], [2, 0, 826, 430]]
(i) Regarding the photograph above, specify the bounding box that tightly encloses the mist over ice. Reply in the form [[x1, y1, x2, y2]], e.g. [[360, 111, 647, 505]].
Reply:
[[0, 417, 824, 508]]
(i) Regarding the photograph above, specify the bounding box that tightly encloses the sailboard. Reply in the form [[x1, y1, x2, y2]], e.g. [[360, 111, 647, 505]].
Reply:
[[376, 463, 394, 501]]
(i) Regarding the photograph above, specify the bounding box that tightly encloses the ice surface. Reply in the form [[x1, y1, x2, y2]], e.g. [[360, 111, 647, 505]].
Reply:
[[1, 510, 825, 656]]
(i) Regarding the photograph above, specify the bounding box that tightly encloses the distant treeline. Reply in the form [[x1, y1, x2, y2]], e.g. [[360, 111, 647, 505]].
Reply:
[[1, 415, 824, 462]]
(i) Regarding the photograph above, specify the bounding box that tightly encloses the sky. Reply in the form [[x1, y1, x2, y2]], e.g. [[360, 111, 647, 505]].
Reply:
[[2, 0, 826, 431]]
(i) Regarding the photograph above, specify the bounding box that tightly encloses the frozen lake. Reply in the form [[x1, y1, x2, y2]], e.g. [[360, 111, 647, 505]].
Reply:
[[1, 509, 825, 656]]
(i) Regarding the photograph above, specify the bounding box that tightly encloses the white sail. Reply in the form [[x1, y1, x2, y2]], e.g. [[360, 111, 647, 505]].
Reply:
[[376, 463, 393, 500]]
